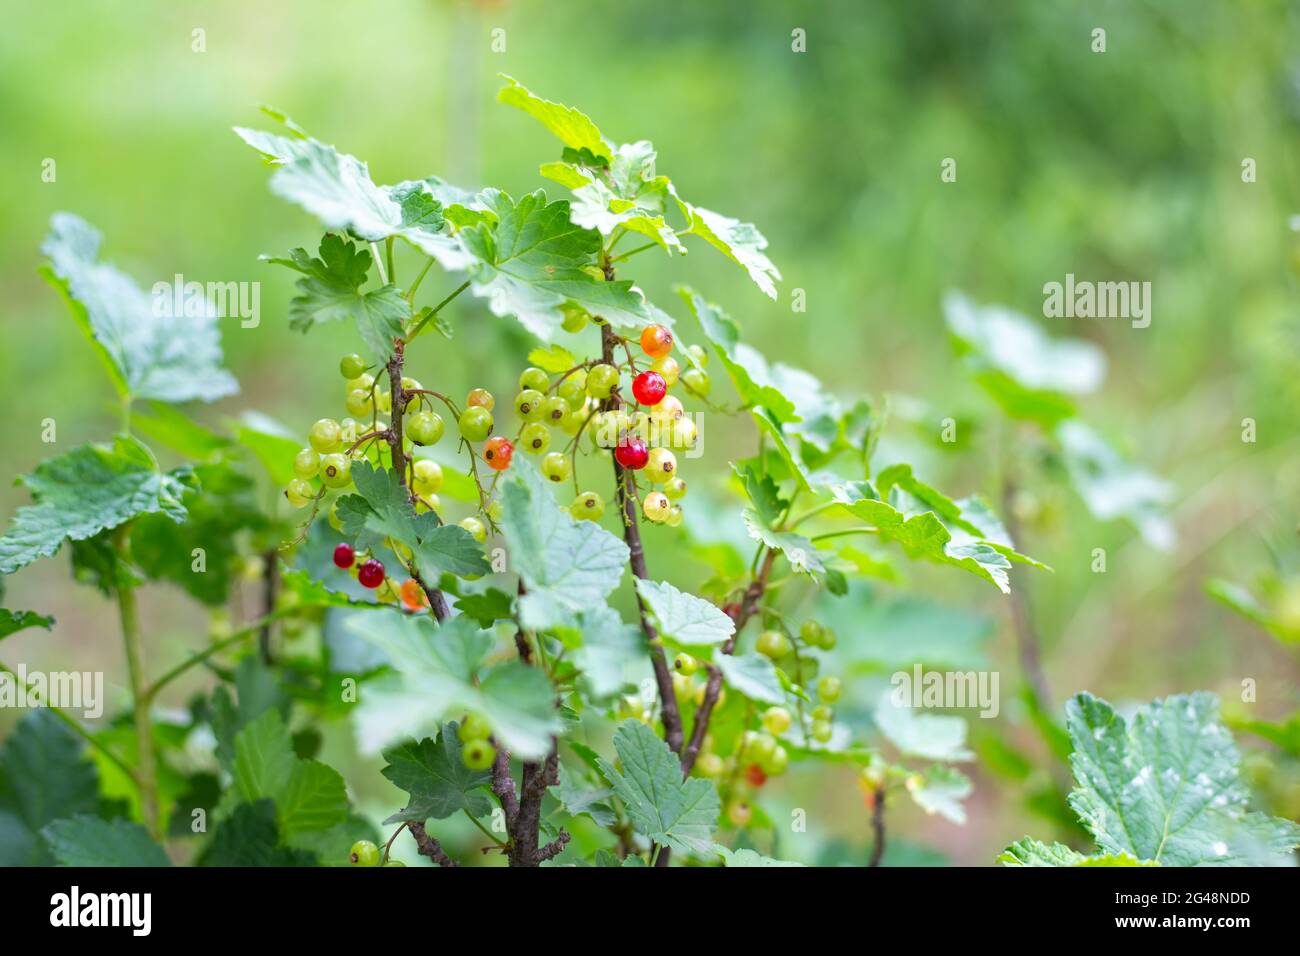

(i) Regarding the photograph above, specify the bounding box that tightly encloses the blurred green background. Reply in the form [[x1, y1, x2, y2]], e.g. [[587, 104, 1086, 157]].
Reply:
[[2, 0, 1299, 864]]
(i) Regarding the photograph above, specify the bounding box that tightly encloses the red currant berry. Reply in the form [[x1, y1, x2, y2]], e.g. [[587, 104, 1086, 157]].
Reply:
[[483, 436, 514, 471], [639, 324, 673, 359], [358, 559, 385, 589], [631, 370, 667, 406], [745, 764, 768, 787], [333, 543, 355, 569], [615, 435, 649, 469], [722, 601, 742, 622]]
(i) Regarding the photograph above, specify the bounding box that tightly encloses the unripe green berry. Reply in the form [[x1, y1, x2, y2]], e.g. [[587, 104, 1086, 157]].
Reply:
[[519, 366, 550, 392], [458, 406, 494, 442], [309, 418, 342, 453], [349, 839, 380, 867], [459, 713, 491, 741], [761, 706, 792, 736], [541, 453, 571, 483], [461, 739, 496, 770], [319, 453, 352, 488], [756, 629, 791, 659], [816, 675, 842, 703], [293, 447, 320, 480], [340, 354, 368, 380], [519, 422, 551, 454]]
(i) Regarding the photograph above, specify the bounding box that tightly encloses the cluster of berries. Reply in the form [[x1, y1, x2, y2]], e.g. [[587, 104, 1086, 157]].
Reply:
[[453, 321, 709, 527], [670, 617, 840, 827]]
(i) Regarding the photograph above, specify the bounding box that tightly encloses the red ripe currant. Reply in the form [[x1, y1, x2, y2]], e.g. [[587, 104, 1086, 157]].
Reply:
[[722, 601, 742, 622], [333, 543, 355, 569], [745, 764, 768, 787], [615, 435, 649, 469], [639, 324, 673, 359], [483, 436, 514, 471], [358, 559, 385, 589], [631, 370, 667, 406]]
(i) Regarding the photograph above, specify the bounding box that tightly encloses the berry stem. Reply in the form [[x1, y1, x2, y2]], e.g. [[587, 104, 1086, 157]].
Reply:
[[115, 527, 160, 839], [681, 548, 778, 775], [407, 821, 461, 867], [407, 279, 470, 339], [385, 338, 451, 621], [868, 788, 887, 867], [600, 319, 684, 758], [0, 660, 136, 783]]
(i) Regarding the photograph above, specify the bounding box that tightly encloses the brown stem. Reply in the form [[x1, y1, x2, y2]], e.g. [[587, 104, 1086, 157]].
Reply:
[[868, 789, 886, 867], [599, 320, 684, 756], [408, 821, 460, 867], [506, 744, 560, 867], [680, 548, 778, 775], [387, 338, 450, 621]]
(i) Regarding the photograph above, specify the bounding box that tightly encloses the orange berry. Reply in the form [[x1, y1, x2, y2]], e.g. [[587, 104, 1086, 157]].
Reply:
[[483, 436, 514, 471], [400, 578, 428, 611], [639, 324, 673, 359]]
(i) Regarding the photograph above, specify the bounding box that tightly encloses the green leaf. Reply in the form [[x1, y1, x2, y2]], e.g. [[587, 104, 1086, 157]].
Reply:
[[339, 462, 490, 580], [751, 409, 815, 491], [234, 411, 304, 487], [199, 799, 317, 867], [550, 764, 615, 826], [0, 435, 194, 575], [741, 509, 827, 575], [714, 845, 804, 867], [733, 463, 786, 526], [997, 838, 1156, 867], [498, 459, 628, 629], [873, 691, 973, 762], [875, 463, 1049, 571], [634, 578, 734, 649], [945, 291, 1103, 426], [715, 653, 784, 705], [905, 765, 973, 824], [265, 235, 409, 363], [452, 587, 516, 627], [597, 720, 719, 854], [459, 189, 651, 339], [558, 604, 644, 700], [380, 723, 492, 823], [499, 79, 776, 294], [497, 75, 613, 164], [131, 402, 231, 461], [0, 711, 101, 866], [232, 710, 348, 837], [40, 214, 238, 404], [0, 608, 54, 640], [1064, 691, 1300, 866], [681, 289, 795, 420], [1055, 420, 1174, 550], [130, 461, 268, 605], [677, 203, 780, 299], [235, 127, 474, 272], [827, 479, 1020, 594], [42, 816, 170, 867], [233, 709, 297, 805], [528, 344, 578, 374], [354, 613, 563, 760]]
